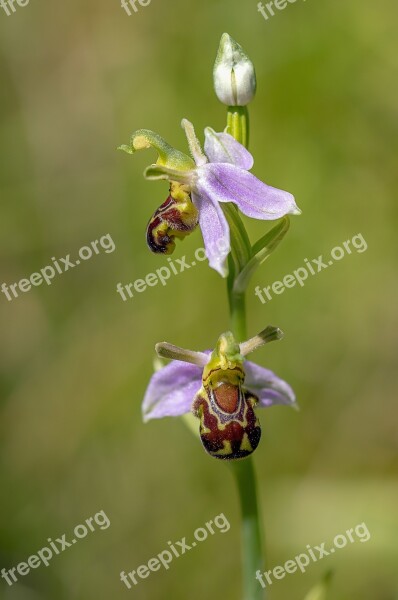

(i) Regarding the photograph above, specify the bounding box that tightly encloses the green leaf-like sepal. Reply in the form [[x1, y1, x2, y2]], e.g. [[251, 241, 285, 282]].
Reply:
[[233, 217, 290, 294], [144, 164, 191, 184], [118, 129, 195, 171]]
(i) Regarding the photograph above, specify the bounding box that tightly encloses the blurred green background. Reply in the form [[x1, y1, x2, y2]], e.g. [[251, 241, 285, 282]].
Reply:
[[1, 0, 397, 598]]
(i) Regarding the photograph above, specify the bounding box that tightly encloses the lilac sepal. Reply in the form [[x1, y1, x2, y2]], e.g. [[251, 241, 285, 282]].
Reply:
[[244, 361, 296, 407], [196, 163, 300, 220], [142, 361, 202, 422], [204, 129, 254, 170], [192, 189, 230, 277]]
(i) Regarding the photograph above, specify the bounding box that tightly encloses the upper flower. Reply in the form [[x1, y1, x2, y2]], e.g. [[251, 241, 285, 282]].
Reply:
[[143, 326, 297, 460], [119, 120, 300, 277]]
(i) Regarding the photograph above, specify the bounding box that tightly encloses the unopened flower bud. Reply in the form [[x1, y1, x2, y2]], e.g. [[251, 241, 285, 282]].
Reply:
[[213, 33, 256, 106]]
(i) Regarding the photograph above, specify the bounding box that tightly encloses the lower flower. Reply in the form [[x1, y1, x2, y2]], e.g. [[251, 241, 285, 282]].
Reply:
[[142, 327, 297, 460]]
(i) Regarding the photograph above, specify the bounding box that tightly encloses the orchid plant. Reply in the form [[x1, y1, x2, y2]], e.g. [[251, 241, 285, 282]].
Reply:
[[120, 33, 325, 600]]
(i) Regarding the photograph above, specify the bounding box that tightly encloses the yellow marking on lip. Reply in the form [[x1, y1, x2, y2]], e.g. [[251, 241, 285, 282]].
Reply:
[[203, 401, 249, 432], [203, 365, 244, 387], [240, 433, 253, 453], [212, 440, 233, 457]]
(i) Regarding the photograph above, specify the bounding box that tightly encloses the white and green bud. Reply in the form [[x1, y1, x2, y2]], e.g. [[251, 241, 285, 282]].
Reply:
[[213, 33, 256, 106]]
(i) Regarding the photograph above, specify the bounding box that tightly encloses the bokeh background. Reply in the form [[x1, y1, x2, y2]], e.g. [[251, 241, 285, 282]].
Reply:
[[1, 0, 397, 598]]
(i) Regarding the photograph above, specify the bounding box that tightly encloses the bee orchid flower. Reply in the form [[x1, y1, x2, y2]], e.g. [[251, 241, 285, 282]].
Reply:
[[142, 326, 296, 460], [119, 120, 300, 277]]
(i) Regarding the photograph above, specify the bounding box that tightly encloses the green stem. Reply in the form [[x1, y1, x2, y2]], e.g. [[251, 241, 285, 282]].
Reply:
[[228, 289, 265, 600], [225, 105, 251, 344], [229, 291, 247, 342], [227, 106, 250, 147], [229, 459, 265, 600], [223, 203, 252, 274], [226, 106, 266, 600]]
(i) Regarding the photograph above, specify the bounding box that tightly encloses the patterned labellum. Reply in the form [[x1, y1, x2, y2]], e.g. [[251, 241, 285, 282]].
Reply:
[[146, 185, 198, 254], [192, 371, 261, 460]]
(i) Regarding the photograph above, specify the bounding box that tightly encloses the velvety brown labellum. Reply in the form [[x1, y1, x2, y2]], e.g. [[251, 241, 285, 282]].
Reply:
[[193, 382, 261, 460], [214, 383, 239, 413], [146, 187, 198, 254]]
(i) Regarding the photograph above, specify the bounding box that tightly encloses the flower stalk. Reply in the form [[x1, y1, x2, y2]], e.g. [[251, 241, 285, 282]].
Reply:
[[226, 106, 266, 600], [230, 458, 265, 600], [227, 106, 250, 148]]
